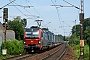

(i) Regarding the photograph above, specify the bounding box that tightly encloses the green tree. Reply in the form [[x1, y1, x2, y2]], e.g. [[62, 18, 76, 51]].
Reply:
[[71, 18, 90, 37], [58, 34, 64, 40], [70, 17, 90, 59], [84, 18, 90, 30], [7, 16, 26, 40], [71, 18, 90, 45], [84, 28, 90, 60], [42, 28, 48, 30], [71, 24, 80, 46], [72, 24, 80, 36]]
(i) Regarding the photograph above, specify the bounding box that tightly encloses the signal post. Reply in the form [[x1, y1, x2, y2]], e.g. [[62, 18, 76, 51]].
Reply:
[[79, 0, 84, 60], [2, 8, 8, 55]]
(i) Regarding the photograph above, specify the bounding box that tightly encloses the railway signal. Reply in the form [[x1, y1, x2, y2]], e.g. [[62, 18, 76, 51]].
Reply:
[[3, 23, 8, 29], [3, 8, 8, 22], [2, 8, 8, 55]]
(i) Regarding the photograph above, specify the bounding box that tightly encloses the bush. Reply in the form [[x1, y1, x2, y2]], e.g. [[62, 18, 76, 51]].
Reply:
[[73, 45, 89, 60], [1, 40, 25, 55], [84, 45, 89, 60]]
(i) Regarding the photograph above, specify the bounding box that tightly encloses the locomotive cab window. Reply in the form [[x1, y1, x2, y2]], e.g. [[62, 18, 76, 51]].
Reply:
[[32, 31, 39, 37], [25, 28, 39, 38]]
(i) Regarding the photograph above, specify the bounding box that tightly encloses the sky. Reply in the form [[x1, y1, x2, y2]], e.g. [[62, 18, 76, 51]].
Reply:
[[0, 0, 90, 36]]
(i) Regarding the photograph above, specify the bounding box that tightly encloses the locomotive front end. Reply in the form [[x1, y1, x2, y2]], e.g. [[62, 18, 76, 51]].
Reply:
[[24, 27, 42, 52]]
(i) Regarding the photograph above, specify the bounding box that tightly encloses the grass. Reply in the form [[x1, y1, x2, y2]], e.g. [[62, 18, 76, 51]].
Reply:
[[0, 51, 10, 60], [84, 45, 89, 60], [71, 44, 89, 60], [73, 45, 80, 58]]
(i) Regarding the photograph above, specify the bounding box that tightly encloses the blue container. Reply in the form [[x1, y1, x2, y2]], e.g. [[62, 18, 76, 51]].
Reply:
[[42, 30, 49, 46]]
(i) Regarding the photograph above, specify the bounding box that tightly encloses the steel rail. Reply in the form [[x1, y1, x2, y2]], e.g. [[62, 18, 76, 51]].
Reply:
[[3, 53, 36, 60], [56, 45, 67, 60], [41, 43, 66, 60]]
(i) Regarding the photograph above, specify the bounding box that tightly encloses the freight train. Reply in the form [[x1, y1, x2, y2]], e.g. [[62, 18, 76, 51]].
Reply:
[[24, 26, 63, 53]]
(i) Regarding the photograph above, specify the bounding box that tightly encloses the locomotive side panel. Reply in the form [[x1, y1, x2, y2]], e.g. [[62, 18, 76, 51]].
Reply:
[[41, 30, 49, 49]]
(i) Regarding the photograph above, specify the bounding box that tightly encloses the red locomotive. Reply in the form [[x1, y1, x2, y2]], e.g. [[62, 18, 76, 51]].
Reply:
[[24, 26, 63, 53], [24, 26, 43, 52]]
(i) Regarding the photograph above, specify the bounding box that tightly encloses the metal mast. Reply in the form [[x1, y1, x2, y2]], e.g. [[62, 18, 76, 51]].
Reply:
[[79, 0, 84, 60], [51, 0, 84, 59]]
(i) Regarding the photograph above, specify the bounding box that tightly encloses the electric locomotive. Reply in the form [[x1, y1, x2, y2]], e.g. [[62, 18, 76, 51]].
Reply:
[[24, 26, 43, 52], [24, 26, 63, 53]]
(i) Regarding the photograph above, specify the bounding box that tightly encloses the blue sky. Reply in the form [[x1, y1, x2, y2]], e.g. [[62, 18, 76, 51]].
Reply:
[[0, 0, 90, 36]]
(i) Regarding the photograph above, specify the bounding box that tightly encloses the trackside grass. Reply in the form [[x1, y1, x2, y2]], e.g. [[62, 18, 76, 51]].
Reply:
[[72, 45, 89, 60]]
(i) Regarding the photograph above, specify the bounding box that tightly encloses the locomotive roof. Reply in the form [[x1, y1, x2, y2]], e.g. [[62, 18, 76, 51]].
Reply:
[[30, 26, 39, 28]]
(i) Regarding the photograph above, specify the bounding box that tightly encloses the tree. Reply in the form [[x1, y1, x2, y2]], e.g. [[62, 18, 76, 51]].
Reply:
[[71, 18, 90, 45], [14, 16, 21, 21], [83, 18, 90, 44], [72, 24, 80, 37], [7, 16, 26, 40], [84, 18, 90, 30], [58, 34, 64, 40], [42, 28, 48, 30]]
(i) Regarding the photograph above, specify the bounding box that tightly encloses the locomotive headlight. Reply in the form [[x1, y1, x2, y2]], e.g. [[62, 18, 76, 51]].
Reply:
[[24, 41, 26, 44], [38, 40, 41, 44]]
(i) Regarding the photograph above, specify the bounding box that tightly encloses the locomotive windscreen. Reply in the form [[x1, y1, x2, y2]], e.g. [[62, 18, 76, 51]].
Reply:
[[25, 28, 39, 38]]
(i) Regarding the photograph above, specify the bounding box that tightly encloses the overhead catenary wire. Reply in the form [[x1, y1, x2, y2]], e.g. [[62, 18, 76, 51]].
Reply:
[[13, 2, 38, 18], [51, 0, 64, 29], [0, 0, 16, 10], [63, 0, 80, 9], [9, 0, 28, 17], [51, 0, 67, 36], [9, 0, 40, 19], [55, 0, 57, 2], [51, 0, 77, 36], [27, 0, 45, 20], [27, 0, 54, 27], [63, 0, 76, 7], [62, 21, 71, 27]]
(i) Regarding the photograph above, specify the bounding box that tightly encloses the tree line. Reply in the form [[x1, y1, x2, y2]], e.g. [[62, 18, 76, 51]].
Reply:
[[70, 18, 90, 45], [7, 16, 27, 40], [69, 17, 90, 59]]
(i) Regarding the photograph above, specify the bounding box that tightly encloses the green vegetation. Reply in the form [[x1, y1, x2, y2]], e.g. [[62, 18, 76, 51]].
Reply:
[[0, 53, 10, 60], [69, 18, 90, 60], [0, 40, 25, 60], [72, 45, 89, 60], [7, 16, 27, 40], [84, 45, 89, 60], [0, 16, 27, 60], [1, 40, 25, 55], [42, 28, 49, 30]]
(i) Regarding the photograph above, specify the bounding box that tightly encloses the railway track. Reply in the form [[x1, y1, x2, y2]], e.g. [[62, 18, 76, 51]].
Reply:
[[41, 43, 67, 60], [3, 44, 66, 60], [3, 53, 37, 60]]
